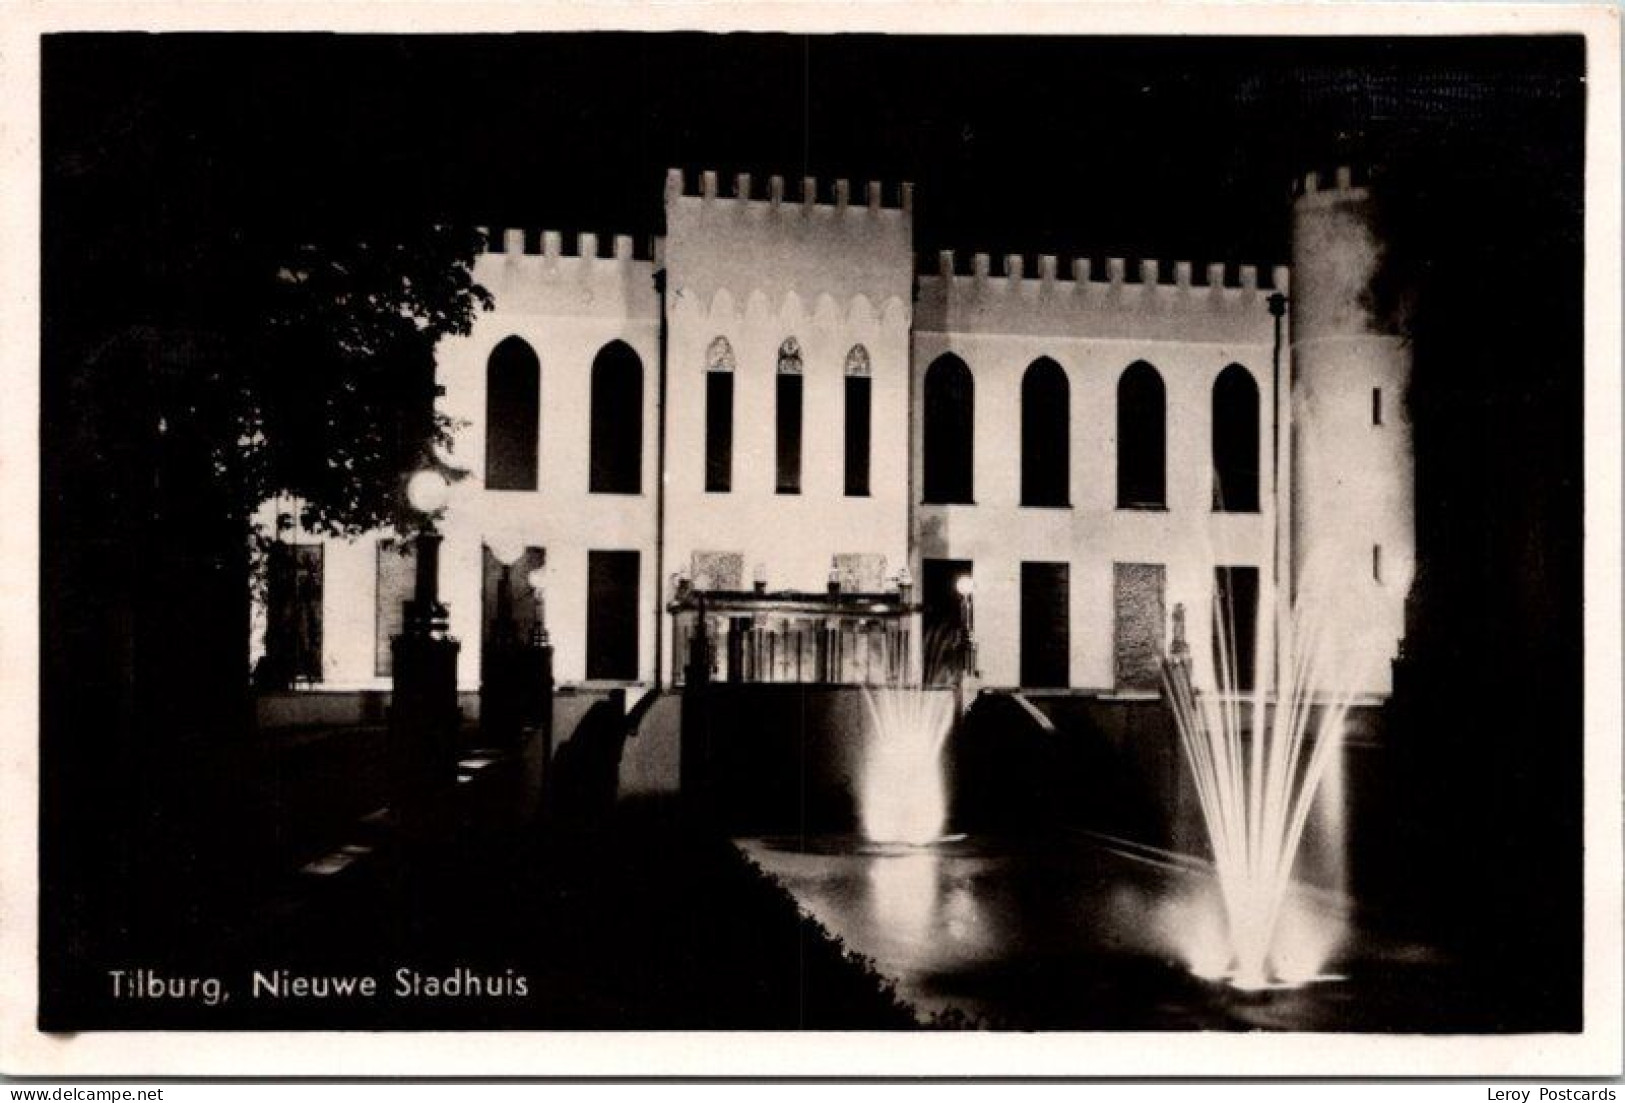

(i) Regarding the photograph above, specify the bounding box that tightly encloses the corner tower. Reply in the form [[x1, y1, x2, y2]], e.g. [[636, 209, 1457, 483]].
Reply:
[[1288, 166, 1415, 696]]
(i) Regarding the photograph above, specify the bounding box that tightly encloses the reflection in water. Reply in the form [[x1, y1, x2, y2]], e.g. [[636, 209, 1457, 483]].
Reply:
[[1153, 881, 1346, 989], [740, 836, 1411, 1029], [941, 874, 990, 948], [866, 851, 941, 951]]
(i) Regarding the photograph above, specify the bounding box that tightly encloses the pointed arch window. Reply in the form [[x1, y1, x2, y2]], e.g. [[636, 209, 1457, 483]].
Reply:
[[485, 336, 540, 491], [1117, 361, 1166, 509], [1022, 357, 1070, 507], [923, 354, 974, 504], [844, 344, 872, 497], [589, 340, 644, 494], [776, 338, 804, 494], [1212, 363, 1260, 512], [705, 336, 735, 493]]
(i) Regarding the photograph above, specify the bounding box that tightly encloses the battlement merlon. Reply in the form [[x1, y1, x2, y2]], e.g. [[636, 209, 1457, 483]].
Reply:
[[664, 167, 914, 214]]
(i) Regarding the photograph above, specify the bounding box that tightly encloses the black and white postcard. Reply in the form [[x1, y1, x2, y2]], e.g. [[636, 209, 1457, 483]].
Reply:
[[2, 1, 1620, 1079]]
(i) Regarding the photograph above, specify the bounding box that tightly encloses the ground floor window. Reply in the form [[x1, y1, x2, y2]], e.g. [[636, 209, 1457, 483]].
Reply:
[[266, 543, 324, 685], [1112, 561, 1165, 691], [483, 544, 547, 661], [1213, 565, 1259, 693], [587, 550, 640, 681], [1020, 561, 1070, 688], [374, 539, 417, 677], [921, 558, 973, 685]]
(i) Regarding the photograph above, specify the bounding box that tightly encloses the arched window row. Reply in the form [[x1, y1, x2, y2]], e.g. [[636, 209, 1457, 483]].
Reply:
[[917, 356, 1261, 512], [482, 336, 649, 496], [487, 339, 1258, 509], [700, 337, 877, 377]]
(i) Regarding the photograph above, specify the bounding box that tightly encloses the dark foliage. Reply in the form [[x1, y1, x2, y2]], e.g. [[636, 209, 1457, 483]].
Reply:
[[1367, 84, 1585, 1020]]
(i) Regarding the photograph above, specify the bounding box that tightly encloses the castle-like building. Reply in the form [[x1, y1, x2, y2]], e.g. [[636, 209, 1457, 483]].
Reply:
[[253, 166, 1414, 701]]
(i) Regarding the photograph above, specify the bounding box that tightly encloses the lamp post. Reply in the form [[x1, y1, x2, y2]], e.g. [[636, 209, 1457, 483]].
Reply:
[[391, 468, 462, 838], [526, 563, 555, 763], [403, 469, 452, 635]]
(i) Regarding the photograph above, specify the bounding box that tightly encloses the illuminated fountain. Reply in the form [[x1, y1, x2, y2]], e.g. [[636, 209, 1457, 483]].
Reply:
[[1159, 574, 1362, 992]]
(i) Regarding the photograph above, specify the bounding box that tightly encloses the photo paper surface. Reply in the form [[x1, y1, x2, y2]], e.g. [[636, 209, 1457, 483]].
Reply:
[[4, 2, 1620, 1078]]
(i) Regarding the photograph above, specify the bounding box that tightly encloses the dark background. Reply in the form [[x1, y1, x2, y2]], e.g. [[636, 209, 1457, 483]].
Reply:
[[41, 34, 1586, 1028], [43, 34, 1584, 260]]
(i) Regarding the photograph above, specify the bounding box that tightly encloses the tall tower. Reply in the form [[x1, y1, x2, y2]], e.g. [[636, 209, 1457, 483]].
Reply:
[[1288, 166, 1416, 696]]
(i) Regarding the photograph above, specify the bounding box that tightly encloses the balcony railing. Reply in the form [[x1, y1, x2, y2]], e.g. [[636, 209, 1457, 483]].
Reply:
[[669, 584, 921, 687]]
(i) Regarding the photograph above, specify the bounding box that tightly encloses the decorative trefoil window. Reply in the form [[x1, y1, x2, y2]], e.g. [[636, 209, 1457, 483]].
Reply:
[[777, 337, 803, 374]]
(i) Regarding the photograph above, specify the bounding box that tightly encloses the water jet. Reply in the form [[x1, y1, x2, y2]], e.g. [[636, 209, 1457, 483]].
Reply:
[[1160, 573, 1362, 991], [858, 684, 956, 846]]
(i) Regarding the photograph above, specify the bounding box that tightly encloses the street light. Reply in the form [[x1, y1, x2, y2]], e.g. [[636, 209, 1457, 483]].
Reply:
[[403, 469, 451, 636], [391, 466, 461, 833], [405, 467, 451, 514]]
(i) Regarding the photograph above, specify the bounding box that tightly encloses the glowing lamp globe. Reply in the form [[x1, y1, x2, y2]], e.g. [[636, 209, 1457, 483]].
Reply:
[[405, 469, 451, 515], [954, 574, 975, 598], [526, 567, 547, 592]]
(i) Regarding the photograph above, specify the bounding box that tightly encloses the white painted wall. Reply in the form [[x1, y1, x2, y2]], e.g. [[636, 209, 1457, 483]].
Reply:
[[658, 173, 915, 682], [249, 167, 1411, 701], [911, 267, 1279, 691], [252, 238, 664, 690], [1290, 172, 1416, 695]]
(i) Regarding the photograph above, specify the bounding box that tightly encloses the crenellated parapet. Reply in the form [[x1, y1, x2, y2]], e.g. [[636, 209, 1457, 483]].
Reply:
[[663, 167, 916, 315], [1289, 164, 1390, 339], [664, 167, 913, 213], [1291, 165, 1371, 210], [471, 227, 661, 323], [913, 249, 1287, 345], [926, 249, 1286, 292], [481, 227, 655, 261]]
